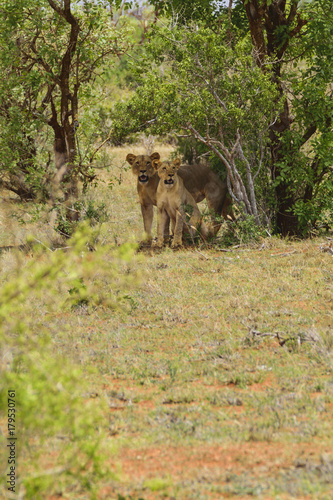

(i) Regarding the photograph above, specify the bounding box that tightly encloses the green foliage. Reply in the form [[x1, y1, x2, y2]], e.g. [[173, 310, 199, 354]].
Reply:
[[0, 0, 133, 200], [173, 136, 202, 165], [268, 0, 333, 233], [218, 214, 266, 247], [0, 226, 139, 498], [149, 0, 247, 31], [0, 82, 45, 199], [55, 199, 109, 237], [143, 477, 172, 492], [68, 277, 89, 308], [144, 22, 277, 138], [150, 0, 217, 24]]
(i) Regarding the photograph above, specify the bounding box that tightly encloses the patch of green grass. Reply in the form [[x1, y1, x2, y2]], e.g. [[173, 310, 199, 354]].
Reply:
[[143, 477, 173, 492]]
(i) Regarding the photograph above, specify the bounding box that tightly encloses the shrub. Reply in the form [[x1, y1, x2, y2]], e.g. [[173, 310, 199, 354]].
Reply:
[[0, 226, 139, 498]]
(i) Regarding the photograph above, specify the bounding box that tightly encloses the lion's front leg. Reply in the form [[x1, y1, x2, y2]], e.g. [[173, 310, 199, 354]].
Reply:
[[157, 211, 170, 242], [163, 213, 171, 242], [156, 208, 168, 248], [141, 203, 154, 241], [172, 210, 184, 248]]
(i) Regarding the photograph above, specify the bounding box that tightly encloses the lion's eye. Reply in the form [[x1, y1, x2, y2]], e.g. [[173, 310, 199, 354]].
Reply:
[[163, 167, 166, 171], [147, 162, 151, 166], [135, 162, 139, 166]]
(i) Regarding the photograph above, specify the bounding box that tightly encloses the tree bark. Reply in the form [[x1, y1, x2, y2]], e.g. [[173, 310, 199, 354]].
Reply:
[[242, 0, 308, 235], [46, 0, 80, 202]]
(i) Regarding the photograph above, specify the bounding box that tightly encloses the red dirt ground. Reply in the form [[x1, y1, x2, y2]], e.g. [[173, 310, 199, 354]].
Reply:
[[115, 441, 327, 482]]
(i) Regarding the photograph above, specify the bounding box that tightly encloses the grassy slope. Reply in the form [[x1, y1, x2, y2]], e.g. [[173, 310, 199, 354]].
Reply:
[[1, 144, 333, 499]]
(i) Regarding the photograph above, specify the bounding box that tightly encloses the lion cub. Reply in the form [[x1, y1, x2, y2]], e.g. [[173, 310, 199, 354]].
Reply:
[[153, 159, 209, 248]]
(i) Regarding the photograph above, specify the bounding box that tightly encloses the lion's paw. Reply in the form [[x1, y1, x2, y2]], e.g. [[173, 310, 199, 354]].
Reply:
[[153, 239, 164, 249]]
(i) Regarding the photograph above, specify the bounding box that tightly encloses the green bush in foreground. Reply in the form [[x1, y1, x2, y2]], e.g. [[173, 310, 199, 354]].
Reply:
[[0, 226, 139, 499]]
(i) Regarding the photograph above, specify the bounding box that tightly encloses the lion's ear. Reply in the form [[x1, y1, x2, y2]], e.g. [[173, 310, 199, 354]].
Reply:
[[152, 159, 161, 170], [150, 152, 160, 161], [173, 158, 181, 170], [126, 154, 136, 165]]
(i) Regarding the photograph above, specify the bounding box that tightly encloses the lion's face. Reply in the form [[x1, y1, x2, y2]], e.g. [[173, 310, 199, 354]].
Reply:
[[126, 152, 160, 184], [154, 159, 181, 189]]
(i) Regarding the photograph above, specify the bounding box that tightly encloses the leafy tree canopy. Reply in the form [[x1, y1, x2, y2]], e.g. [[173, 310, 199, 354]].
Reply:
[[0, 0, 132, 202]]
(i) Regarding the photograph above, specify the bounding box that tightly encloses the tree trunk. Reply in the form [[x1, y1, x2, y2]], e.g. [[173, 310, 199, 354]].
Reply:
[[242, 0, 308, 235], [268, 90, 299, 234]]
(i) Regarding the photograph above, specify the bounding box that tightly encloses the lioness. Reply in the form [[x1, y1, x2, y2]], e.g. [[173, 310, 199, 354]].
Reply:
[[126, 152, 231, 241], [154, 159, 210, 248]]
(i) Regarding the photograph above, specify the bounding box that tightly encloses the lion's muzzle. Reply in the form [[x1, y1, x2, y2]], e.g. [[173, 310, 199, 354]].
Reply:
[[139, 174, 149, 183]]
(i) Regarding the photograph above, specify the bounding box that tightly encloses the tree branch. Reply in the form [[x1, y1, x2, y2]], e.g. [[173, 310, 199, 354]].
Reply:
[[241, 0, 267, 68]]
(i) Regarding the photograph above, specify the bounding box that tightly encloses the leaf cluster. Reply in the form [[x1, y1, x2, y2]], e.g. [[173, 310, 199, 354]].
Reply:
[[113, 22, 279, 137], [272, 0, 333, 232]]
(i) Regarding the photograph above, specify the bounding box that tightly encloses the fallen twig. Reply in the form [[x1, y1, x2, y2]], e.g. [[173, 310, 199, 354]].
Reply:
[[270, 250, 296, 257], [195, 249, 209, 260], [246, 327, 324, 348], [32, 237, 53, 252]]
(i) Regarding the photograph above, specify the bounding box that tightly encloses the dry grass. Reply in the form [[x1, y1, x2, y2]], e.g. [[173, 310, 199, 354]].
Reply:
[[1, 144, 333, 499]]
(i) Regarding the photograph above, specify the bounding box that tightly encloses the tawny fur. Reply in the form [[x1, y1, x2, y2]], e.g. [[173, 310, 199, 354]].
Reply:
[[126, 152, 231, 241], [154, 159, 210, 248]]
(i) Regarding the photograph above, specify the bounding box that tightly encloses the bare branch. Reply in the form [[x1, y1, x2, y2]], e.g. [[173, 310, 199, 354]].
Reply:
[[253, 135, 264, 182], [46, 0, 63, 16], [226, 172, 240, 204], [236, 132, 260, 223], [88, 132, 113, 165], [188, 123, 257, 217]]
